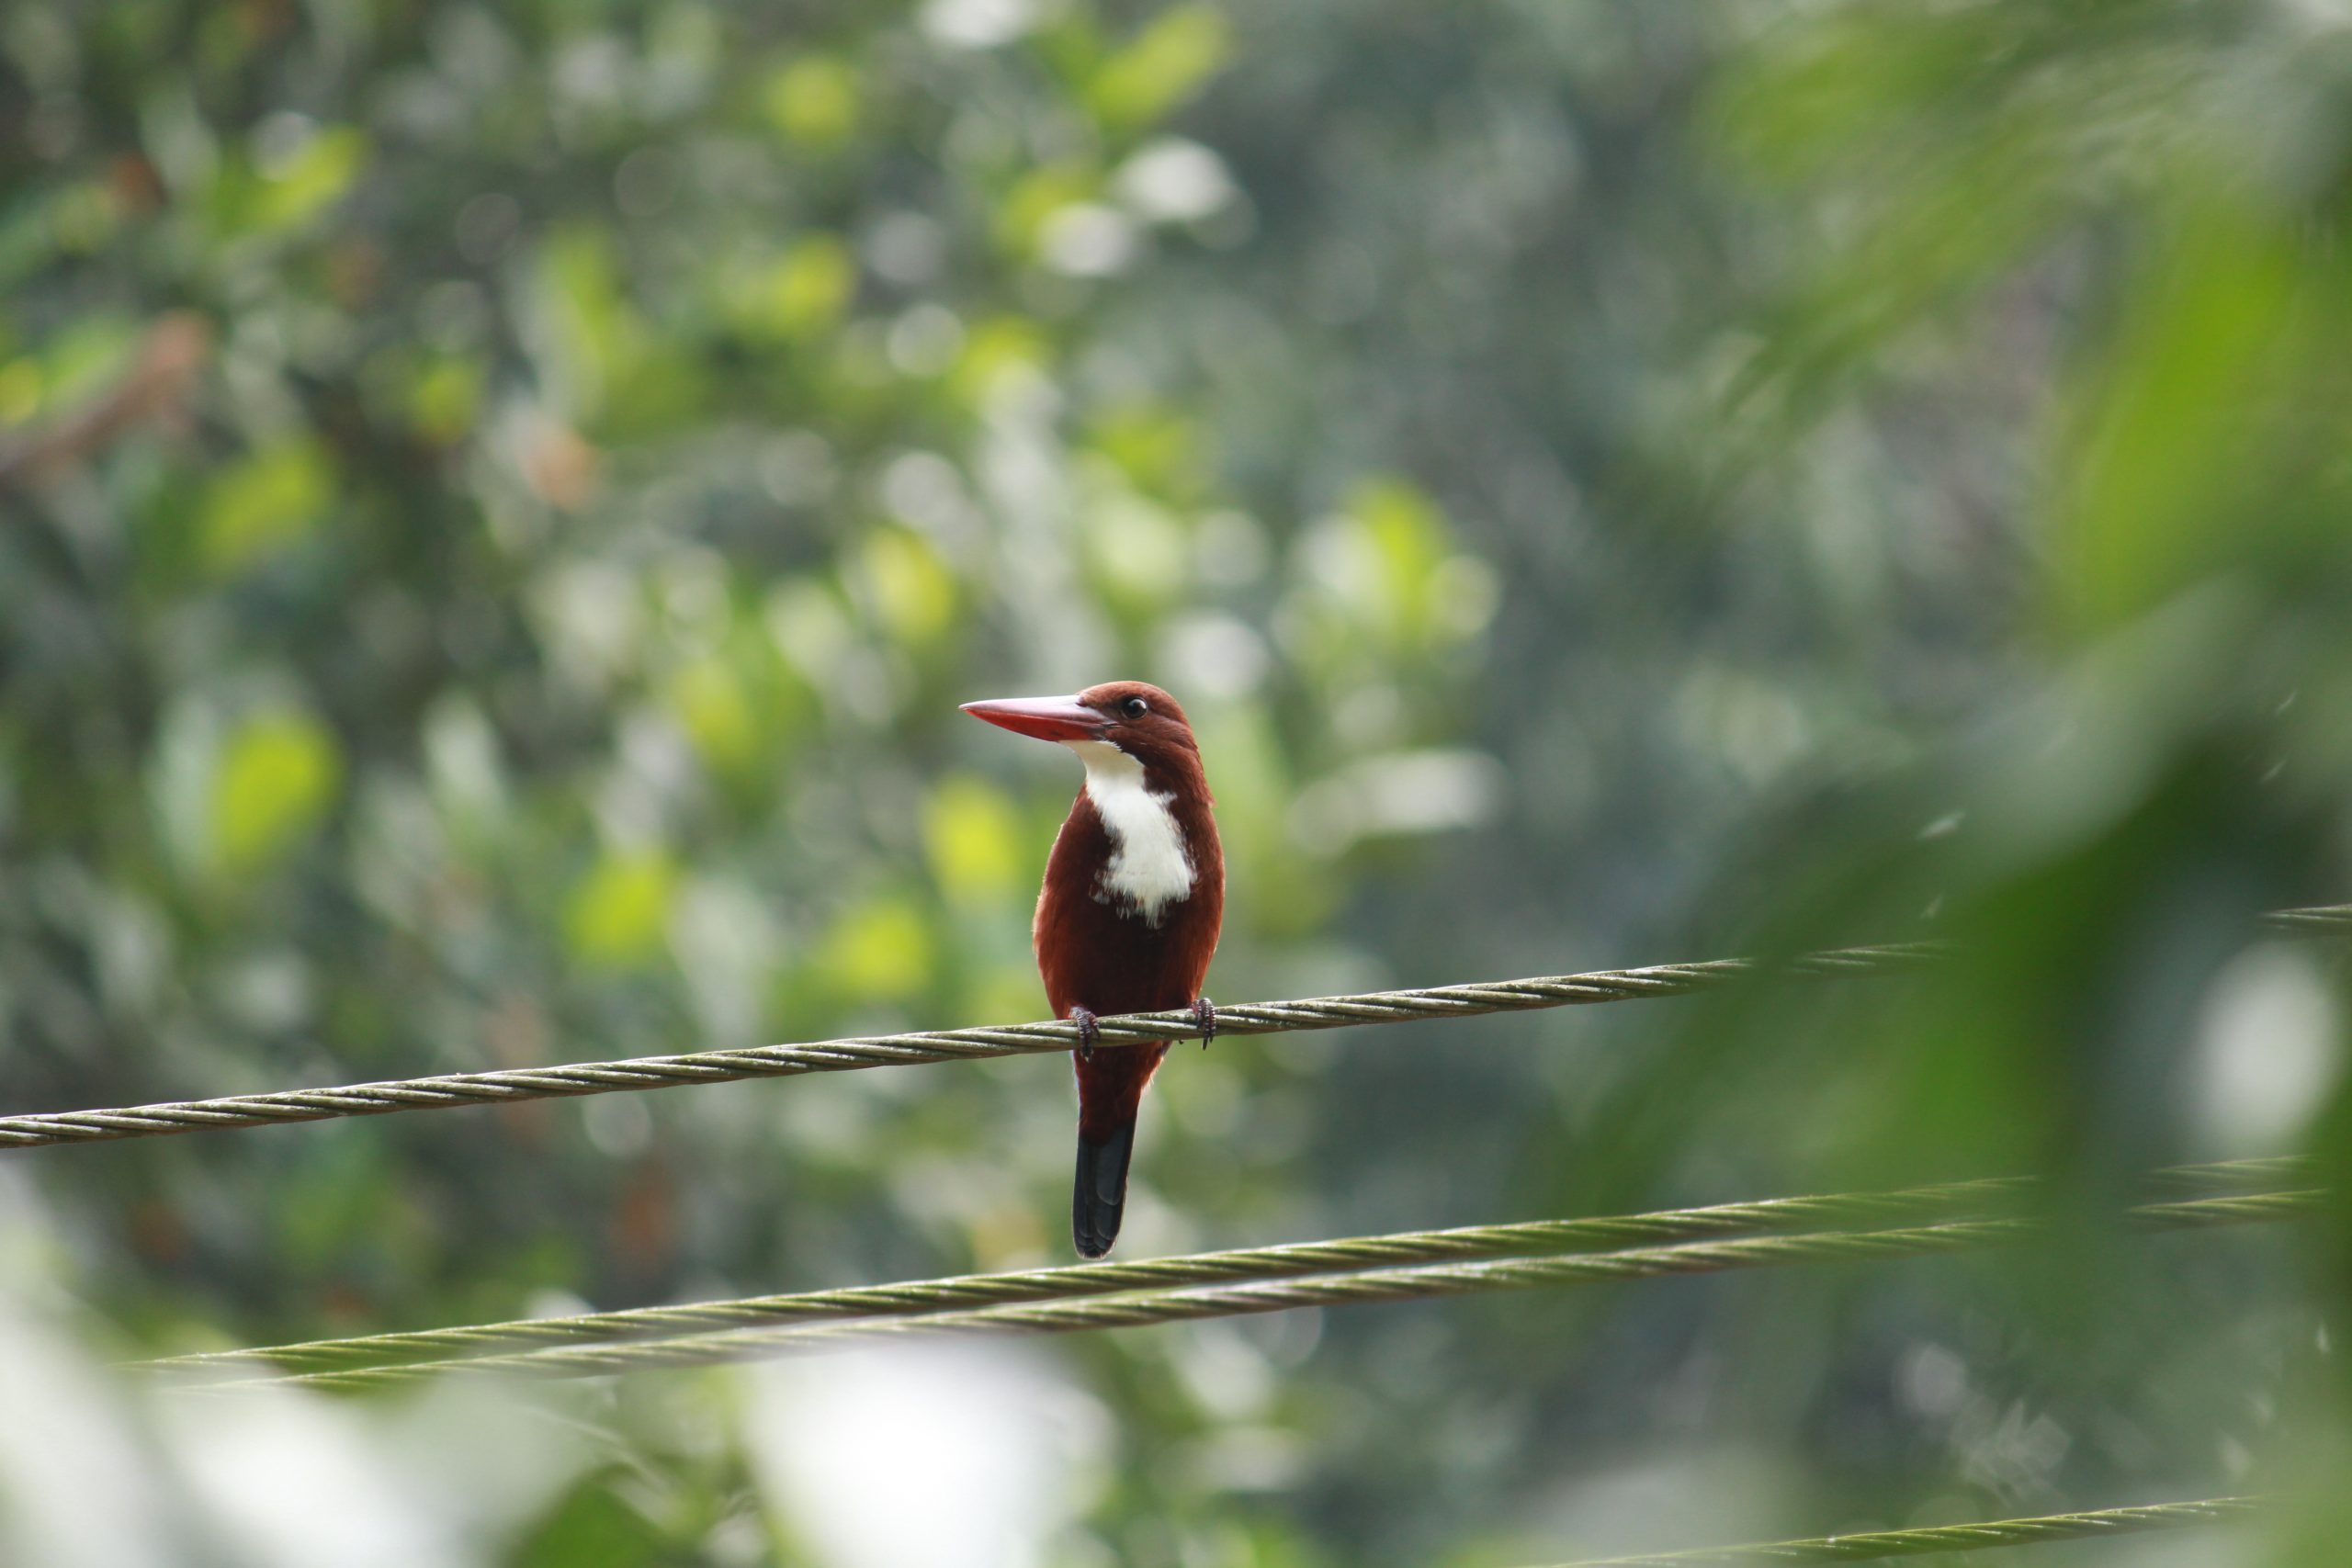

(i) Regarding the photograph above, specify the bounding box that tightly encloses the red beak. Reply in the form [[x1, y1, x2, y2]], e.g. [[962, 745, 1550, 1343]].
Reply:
[[960, 694, 1104, 744]]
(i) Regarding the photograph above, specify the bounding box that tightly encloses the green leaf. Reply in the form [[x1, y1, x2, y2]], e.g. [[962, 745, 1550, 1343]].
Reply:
[[1355, 478, 1448, 608], [668, 656, 760, 776], [764, 56, 862, 148], [949, 314, 1053, 405], [408, 355, 483, 446], [565, 851, 678, 967], [250, 126, 368, 232], [854, 527, 956, 644], [1091, 403, 1199, 499], [514, 1475, 673, 1568], [1086, 6, 1232, 136], [0, 358, 39, 426], [755, 235, 857, 340], [2052, 197, 2318, 634], [539, 226, 633, 418], [198, 437, 334, 576], [39, 315, 141, 406], [922, 776, 1024, 905], [995, 165, 1101, 258], [1080, 489, 1190, 615], [816, 897, 933, 1001], [209, 709, 343, 873]]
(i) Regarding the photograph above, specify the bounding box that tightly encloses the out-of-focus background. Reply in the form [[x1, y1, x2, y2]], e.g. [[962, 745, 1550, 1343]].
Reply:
[[7, 0, 2352, 1562]]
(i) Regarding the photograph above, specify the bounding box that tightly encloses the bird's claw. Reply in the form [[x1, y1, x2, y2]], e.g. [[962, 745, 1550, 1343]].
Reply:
[[1071, 1007, 1101, 1063], [1193, 996, 1216, 1051]]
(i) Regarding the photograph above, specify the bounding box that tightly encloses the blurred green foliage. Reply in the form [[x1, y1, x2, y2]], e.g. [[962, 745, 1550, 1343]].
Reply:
[[6, 0, 2352, 1563]]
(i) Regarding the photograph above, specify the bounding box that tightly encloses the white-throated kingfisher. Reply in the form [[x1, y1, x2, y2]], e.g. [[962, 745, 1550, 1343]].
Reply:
[[961, 682, 1223, 1258]]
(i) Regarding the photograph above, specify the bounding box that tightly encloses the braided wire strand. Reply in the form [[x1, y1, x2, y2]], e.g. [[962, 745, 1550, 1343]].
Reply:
[[187, 1189, 2323, 1393], [135, 1156, 2312, 1383], [1530, 1495, 2267, 1565], [2256, 905, 2352, 933], [7, 903, 2346, 1155], [137, 1176, 2036, 1382], [0, 943, 1943, 1152]]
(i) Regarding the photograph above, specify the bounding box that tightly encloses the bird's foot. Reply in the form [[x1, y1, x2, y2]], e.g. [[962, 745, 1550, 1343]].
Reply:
[[1070, 1007, 1101, 1063], [1193, 996, 1216, 1051]]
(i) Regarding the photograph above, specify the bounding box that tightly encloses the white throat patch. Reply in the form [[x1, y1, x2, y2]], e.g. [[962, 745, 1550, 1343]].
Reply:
[[1067, 739, 1194, 926]]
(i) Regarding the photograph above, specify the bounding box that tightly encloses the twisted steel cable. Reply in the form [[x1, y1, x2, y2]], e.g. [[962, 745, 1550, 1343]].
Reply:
[[2138, 1154, 2312, 1190], [184, 1189, 2322, 1393], [2255, 905, 2352, 934], [7, 903, 2344, 1155], [139, 1175, 2035, 1382], [136, 1156, 2311, 1384], [0, 942, 1941, 1152], [1532, 1495, 2265, 1565]]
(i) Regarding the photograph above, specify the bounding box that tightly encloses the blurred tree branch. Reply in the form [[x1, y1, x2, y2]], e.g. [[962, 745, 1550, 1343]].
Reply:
[[0, 311, 210, 489]]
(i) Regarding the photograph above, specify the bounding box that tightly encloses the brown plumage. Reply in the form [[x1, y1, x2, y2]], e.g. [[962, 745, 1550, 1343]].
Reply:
[[961, 681, 1224, 1257]]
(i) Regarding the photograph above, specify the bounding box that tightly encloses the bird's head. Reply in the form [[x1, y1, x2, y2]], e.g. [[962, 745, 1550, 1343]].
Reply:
[[960, 681, 1202, 782]]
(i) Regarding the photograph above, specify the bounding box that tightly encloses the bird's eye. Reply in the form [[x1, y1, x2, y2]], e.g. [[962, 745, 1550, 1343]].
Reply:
[[1121, 696, 1148, 718]]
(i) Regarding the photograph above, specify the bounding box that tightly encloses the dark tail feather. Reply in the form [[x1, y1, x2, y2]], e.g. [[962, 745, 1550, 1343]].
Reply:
[[1072, 1120, 1137, 1258]]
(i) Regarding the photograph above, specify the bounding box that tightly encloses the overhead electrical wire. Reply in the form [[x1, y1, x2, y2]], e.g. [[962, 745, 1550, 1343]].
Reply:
[[139, 1157, 2312, 1384], [1528, 1495, 2266, 1565], [10, 902, 2350, 1154], [147, 1169, 2045, 1381], [0, 944, 1936, 1151], [158, 1185, 2320, 1393]]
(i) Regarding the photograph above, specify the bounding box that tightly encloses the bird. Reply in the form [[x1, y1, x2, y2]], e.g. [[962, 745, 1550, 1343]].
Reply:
[[960, 681, 1224, 1258]]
